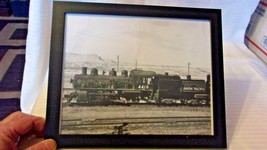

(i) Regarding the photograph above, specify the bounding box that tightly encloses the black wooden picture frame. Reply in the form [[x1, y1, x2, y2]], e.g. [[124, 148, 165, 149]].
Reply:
[[45, 1, 226, 148]]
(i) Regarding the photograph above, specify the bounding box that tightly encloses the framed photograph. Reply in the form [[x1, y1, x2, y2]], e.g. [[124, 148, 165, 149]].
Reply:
[[45, 1, 226, 148]]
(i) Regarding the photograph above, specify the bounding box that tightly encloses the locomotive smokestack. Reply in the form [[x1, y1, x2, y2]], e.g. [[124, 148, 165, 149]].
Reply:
[[82, 67, 87, 75], [91, 68, 98, 76], [109, 68, 117, 76], [187, 75, 191, 80], [121, 70, 128, 77]]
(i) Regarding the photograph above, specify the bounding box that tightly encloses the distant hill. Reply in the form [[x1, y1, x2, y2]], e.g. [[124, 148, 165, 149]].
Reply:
[[65, 53, 104, 63], [63, 53, 210, 80], [64, 53, 116, 70]]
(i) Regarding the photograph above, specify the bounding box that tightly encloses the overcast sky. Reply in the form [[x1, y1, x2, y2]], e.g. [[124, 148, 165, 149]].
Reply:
[[64, 13, 211, 68]]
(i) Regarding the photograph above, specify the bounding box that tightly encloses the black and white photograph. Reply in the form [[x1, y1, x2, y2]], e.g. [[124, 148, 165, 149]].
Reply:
[[45, 1, 226, 148], [60, 14, 213, 135]]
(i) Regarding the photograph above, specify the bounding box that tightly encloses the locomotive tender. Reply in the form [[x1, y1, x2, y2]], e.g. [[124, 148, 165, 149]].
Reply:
[[65, 67, 210, 105]]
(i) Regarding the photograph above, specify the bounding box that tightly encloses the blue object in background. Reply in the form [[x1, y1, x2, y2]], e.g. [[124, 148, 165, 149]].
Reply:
[[0, 0, 12, 16], [10, 0, 29, 17]]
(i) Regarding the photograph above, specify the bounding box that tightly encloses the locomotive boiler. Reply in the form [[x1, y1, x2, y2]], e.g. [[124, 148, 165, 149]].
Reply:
[[65, 67, 210, 105]]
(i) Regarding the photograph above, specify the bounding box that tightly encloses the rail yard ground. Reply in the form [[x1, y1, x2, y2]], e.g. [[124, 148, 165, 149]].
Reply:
[[60, 102, 212, 135]]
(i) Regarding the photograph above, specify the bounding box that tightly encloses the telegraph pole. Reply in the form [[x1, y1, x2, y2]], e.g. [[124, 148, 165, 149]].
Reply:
[[117, 55, 119, 72], [188, 62, 190, 75]]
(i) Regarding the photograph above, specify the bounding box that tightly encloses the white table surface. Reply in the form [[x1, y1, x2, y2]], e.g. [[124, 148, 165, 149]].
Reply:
[[26, 0, 267, 149]]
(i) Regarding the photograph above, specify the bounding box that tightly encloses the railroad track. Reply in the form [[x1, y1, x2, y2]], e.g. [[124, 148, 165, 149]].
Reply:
[[61, 116, 211, 127], [67, 101, 210, 107]]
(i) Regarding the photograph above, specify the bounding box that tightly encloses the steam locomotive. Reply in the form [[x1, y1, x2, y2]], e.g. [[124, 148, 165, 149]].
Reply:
[[64, 67, 210, 105]]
